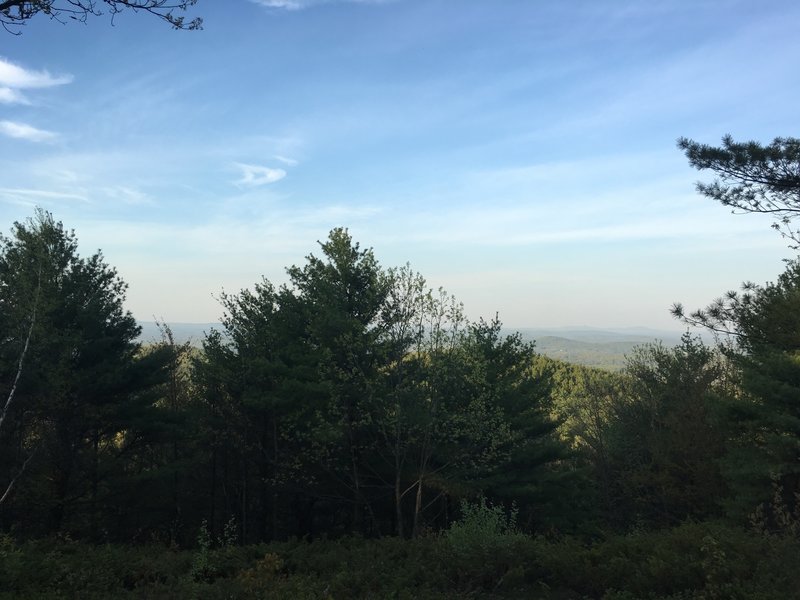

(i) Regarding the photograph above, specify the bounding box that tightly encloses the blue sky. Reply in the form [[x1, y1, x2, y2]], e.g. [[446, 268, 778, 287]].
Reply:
[[0, 0, 797, 329]]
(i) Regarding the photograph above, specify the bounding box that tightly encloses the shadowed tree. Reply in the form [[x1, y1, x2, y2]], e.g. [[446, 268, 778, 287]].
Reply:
[[674, 261, 800, 527], [286, 228, 392, 534], [0, 209, 170, 537], [610, 335, 729, 526], [463, 318, 568, 534]]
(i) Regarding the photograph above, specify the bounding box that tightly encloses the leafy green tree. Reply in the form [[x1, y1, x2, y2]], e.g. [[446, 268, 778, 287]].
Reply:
[[610, 335, 729, 526], [547, 335, 730, 528], [369, 264, 430, 537], [678, 135, 800, 246], [394, 293, 512, 537], [331, 265, 520, 538], [542, 357, 625, 522]]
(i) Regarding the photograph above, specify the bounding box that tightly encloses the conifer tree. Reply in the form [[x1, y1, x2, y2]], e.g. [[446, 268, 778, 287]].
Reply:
[[678, 135, 800, 246], [0, 209, 169, 536]]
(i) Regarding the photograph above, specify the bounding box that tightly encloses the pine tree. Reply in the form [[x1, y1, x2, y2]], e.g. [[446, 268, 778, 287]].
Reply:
[[674, 260, 800, 526], [678, 135, 800, 246], [0, 209, 169, 536]]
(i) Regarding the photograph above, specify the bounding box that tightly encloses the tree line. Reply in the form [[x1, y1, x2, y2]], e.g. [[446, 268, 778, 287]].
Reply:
[[0, 136, 799, 547]]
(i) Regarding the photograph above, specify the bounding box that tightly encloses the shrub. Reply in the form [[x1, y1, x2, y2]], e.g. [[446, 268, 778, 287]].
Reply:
[[443, 497, 529, 591]]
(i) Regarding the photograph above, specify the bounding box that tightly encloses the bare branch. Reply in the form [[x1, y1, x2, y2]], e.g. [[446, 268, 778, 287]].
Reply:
[[1, 0, 202, 31]]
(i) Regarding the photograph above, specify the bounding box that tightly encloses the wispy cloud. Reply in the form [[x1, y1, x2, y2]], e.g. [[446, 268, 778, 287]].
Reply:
[[0, 188, 88, 203], [0, 57, 72, 104], [234, 162, 287, 186], [98, 186, 154, 206], [251, 0, 302, 8], [0, 87, 29, 105], [0, 120, 57, 142], [250, 0, 392, 10], [274, 155, 299, 166]]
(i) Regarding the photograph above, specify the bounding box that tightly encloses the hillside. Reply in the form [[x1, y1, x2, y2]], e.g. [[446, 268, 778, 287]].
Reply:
[[514, 327, 687, 370]]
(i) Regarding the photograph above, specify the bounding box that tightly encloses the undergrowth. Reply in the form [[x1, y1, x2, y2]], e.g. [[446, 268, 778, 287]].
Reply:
[[0, 520, 798, 599]]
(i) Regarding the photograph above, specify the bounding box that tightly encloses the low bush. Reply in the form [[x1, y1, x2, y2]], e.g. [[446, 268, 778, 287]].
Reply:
[[0, 520, 798, 598]]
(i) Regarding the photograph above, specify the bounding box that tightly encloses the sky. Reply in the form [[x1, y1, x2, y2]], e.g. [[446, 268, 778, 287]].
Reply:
[[0, 0, 797, 330]]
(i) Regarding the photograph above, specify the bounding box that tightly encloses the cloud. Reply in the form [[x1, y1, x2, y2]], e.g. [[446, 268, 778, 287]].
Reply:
[[0, 57, 73, 88], [234, 162, 287, 186], [250, 0, 392, 10], [0, 87, 29, 104], [0, 57, 72, 104], [273, 155, 299, 166], [251, 0, 302, 8], [98, 185, 154, 206], [0, 120, 57, 142], [0, 188, 88, 203]]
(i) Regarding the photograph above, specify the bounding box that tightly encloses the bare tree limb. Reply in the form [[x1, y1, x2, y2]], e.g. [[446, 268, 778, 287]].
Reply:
[[0, 0, 202, 31]]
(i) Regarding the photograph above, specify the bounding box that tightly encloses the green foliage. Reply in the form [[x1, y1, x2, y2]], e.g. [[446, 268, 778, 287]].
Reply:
[[1, 523, 799, 599], [533, 335, 637, 371], [190, 519, 214, 582], [445, 497, 525, 561], [192, 229, 565, 540], [749, 475, 800, 538], [445, 496, 523, 554], [539, 336, 731, 530], [675, 136, 800, 527], [608, 334, 730, 526], [675, 258, 800, 525], [0, 210, 173, 537]]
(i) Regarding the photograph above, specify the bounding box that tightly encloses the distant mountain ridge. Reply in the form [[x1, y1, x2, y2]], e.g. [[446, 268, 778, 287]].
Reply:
[[509, 328, 689, 371], [137, 322, 695, 371], [512, 326, 686, 344]]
